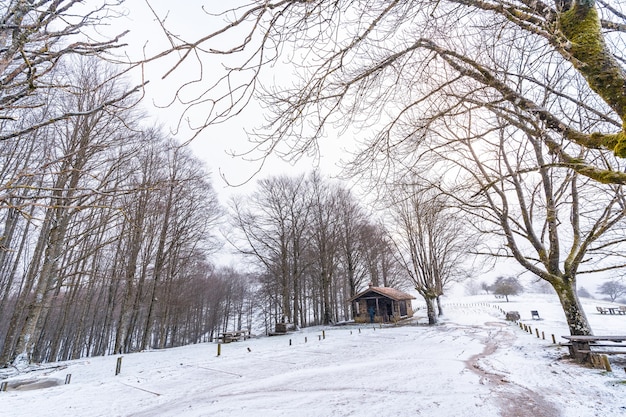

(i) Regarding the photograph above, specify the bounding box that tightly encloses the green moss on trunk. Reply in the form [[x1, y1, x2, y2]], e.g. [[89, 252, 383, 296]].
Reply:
[[552, 278, 592, 336], [559, 2, 626, 156]]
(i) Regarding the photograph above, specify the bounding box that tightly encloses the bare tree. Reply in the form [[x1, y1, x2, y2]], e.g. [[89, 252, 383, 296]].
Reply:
[[492, 276, 524, 302], [435, 111, 626, 335], [388, 182, 473, 324], [0, 0, 143, 142], [335, 188, 368, 300], [307, 172, 343, 325], [597, 280, 626, 302], [229, 173, 311, 327], [144, 1, 626, 184]]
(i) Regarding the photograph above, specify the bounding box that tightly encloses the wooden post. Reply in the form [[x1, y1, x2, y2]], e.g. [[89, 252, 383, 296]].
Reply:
[[115, 357, 123, 376], [217, 343, 221, 357], [541, 331, 545, 340], [289, 339, 292, 346], [322, 330, 325, 339], [0, 382, 7, 392], [551, 334, 556, 344], [305, 336, 308, 343], [535, 328, 540, 338]]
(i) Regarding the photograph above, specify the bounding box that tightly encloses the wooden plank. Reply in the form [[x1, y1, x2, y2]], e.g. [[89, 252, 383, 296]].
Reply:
[[562, 335, 626, 342]]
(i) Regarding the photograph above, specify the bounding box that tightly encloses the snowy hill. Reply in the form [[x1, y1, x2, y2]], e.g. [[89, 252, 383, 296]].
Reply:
[[2, 294, 626, 416]]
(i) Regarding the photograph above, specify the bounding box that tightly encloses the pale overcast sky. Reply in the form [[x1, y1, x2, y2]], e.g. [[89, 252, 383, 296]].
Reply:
[[119, 1, 348, 200]]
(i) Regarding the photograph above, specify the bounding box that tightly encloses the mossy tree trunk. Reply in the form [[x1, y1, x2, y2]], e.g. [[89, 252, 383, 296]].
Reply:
[[557, 0, 626, 158], [550, 275, 592, 335]]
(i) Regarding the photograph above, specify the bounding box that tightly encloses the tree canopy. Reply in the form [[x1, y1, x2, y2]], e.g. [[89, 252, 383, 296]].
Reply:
[[142, 1, 626, 338], [146, 1, 626, 184]]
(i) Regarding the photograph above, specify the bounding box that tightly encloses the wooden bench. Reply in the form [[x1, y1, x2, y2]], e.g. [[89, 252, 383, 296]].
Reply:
[[561, 335, 626, 364], [596, 306, 610, 314], [531, 310, 540, 320], [217, 330, 249, 343]]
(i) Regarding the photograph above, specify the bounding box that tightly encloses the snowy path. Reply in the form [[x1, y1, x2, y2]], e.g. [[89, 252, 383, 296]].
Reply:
[[460, 320, 561, 417]]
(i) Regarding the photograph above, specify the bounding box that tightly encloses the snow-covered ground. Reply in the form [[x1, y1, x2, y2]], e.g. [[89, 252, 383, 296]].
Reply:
[[2, 294, 626, 416]]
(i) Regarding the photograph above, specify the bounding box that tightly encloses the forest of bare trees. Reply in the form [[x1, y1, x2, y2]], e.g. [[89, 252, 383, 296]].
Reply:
[[229, 171, 410, 332], [0, 0, 276, 369], [0, 1, 420, 368], [0, 52, 229, 364], [141, 1, 626, 337]]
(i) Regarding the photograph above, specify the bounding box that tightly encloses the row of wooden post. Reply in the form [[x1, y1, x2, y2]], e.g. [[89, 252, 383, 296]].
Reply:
[[518, 321, 557, 344], [216, 324, 386, 357]]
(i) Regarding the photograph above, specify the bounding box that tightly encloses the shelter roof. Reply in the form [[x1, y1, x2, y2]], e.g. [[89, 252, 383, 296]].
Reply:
[[348, 286, 416, 302]]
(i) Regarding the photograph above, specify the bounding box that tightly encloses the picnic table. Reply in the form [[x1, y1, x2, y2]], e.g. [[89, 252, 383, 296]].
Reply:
[[561, 335, 626, 363], [217, 330, 249, 343], [596, 306, 626, 315]]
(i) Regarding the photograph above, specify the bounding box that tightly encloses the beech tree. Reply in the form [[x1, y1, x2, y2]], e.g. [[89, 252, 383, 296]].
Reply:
[[388, 182, 473, 324], [434, 111, 626, 335], [230, 173, 311, 327]]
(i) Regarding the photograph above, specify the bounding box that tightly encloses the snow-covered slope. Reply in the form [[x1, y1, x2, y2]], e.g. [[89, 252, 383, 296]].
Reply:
[[2, 294, 626, 416]]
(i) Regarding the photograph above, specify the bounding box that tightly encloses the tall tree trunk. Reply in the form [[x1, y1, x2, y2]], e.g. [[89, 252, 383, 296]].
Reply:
[[0, 214, 51, 365], [424, 296, 437, 325], [553, 276, 592, 336], [11, 209, 71, 364], [114, 219, 144, 353], [141, 181, 174, 349]]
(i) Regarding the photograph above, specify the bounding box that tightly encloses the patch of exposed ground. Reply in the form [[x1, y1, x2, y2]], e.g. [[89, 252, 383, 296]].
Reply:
[[4, 377, 63, 391]]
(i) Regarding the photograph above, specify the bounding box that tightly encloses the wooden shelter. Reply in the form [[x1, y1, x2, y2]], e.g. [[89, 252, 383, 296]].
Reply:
[[348, 285, 416, 323]]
